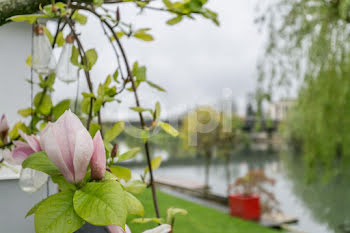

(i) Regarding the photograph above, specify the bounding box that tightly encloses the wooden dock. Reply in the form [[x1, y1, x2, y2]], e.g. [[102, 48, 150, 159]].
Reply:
[[155, 177, 301, 232]]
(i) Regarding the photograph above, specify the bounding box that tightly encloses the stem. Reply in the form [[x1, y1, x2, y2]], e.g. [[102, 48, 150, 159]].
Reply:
[[71, 4, 161, 218], [64, 16, 95, 130], [104, 20, 161, 219]]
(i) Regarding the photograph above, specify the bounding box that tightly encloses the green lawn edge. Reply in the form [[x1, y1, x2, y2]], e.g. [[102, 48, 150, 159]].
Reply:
[[127, 189, 281, 233]]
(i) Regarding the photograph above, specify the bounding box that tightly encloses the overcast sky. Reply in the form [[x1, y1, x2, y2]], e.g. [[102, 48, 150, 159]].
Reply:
[[1, 0, 265, 122], [51, 0, 264, 121]]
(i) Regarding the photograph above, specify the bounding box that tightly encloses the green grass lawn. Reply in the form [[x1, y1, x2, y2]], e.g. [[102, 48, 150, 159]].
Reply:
[[127, 190, 281, 233]]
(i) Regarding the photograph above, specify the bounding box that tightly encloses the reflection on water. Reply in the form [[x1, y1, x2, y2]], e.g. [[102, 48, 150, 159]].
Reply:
[[131, 145, 349, 233]]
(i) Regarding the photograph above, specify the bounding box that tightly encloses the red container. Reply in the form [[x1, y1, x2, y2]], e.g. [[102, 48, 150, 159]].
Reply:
[[229, 194, 261, 220]]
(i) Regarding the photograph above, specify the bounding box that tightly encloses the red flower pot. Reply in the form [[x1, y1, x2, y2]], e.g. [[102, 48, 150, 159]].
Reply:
[[229, 194, 261, 220]]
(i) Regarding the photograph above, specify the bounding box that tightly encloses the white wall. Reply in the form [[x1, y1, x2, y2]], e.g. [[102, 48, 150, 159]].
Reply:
[[0, 22, 32, 125]]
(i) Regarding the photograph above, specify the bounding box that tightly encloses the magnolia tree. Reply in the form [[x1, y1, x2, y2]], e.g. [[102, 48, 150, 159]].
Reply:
[[0, 0, 218, 233]]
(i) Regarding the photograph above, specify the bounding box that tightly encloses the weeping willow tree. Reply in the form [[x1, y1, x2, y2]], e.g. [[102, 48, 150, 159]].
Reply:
[[259, 0, 350, 179]]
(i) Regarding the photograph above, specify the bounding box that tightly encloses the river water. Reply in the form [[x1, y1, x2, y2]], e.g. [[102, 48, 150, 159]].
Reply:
[[130, 145, 350, 233]]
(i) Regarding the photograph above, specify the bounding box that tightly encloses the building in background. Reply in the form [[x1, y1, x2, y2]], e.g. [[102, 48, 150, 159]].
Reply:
[[267, 99, 295, 121]]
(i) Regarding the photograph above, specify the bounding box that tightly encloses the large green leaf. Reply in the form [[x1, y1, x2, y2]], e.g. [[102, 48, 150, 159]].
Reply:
[[34, 92, 53, 115], [118, 148, 140, 162], [144, 156, 162, 175], [22, 152, 61, 176], [26, 198, 47, 218], [124, 191, 144, 217], [110, 166, 132, 182], [35, 191, 85, 233], [104, 121, 124, 143], [73, 181, 127, 226]]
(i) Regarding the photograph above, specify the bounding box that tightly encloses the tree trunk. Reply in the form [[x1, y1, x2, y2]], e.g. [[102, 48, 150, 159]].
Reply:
[[204, 150, 211, 194], [225, 154, 231, 193], [0, 0, 98, 26]]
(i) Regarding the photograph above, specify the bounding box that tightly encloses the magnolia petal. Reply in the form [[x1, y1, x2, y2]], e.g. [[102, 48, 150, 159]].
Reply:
[[73, 127, 94, 183], [12, 141, 36, 165], [51, 111, 78, 176], [19, 130, 41, 152], [40, 125, 75, 183], [143, 225, 172, 233], [1, 149, 18, 165], [0, 114, 9, 133], [107, 225, 126, 233], [91, 131, 106, 180]]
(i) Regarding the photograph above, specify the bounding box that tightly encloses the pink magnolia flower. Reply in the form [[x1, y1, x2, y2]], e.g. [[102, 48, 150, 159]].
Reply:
[[2, 130, 41, 165], [40, 110, 94, 184], [107, 224, 171, 233], [91, 131, 106, 180], [0, 114, 9, 142]]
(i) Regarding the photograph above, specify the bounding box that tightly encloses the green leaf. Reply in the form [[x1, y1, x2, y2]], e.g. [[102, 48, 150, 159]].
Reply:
[[104, 121, 124, 143], [130, 107, 153, 114], [118, 148, 140, 162], [34, 92, 53, 115], [110, 166, 132, 182], [124, 191, 144, 217], [110, 32, 126, 41], [26, 198, 47, 218], [8, 14, 48, 24], [113, 69, 119, 82], [35, 191, 85, 233], [133, 29, 154, 41], [81, 97, 91, 115], [71, 45, 80, 66], [89, 123, 101, 137], [86, 49, 98, 70], [125, 180, 147, 194], [22, 152, 61, 176], [163, 0, 173, 8], [93, 97, 103, 116], [144, 156, 162, 175], [93, 0, 104, 6], [26, 55, 32, 67], [52, 99, 70, 120], [40, 122, 47, 131], [159, 122, 179, 137], [56, 31, 65, 47], [9, 122, 28, 140], [72, 11, 87, 25], [167, 207, 188, 224], [132, 218, 164, 224], [51, 176, 77, 192], [43, 26, 54, 45], [146, 80, 166, 92], [18, 107, 33, 117], [167, 15, 183, 25], [155, 102, 161, 121], [73, 181, 127, 226], [135, 66, 146, 82]]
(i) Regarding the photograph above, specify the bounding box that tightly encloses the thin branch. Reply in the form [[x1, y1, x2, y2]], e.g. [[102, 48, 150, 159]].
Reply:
[[64, 16, 95, 130], [75, 5, 161, 218]]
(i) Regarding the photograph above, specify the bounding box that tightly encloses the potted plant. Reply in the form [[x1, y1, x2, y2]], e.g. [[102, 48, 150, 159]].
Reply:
[[228, 169, 278, 220]]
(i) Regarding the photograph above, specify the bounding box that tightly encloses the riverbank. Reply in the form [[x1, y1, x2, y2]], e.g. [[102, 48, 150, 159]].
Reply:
[[127, 189, 281, 233]]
